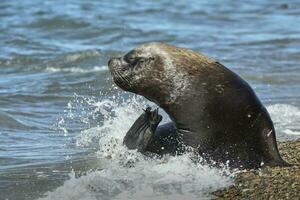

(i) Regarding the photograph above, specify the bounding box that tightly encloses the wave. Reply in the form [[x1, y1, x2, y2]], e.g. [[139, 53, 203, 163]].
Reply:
[[267, 104, 300, 136], [40, 49, 108, 74], [0, 49, 114, 74], [234, 37, 300, 46], [0, 111, 29, 130], [40, 154, 232, 200], [45, 66, 107, 73], [28, 16, 90, 30]]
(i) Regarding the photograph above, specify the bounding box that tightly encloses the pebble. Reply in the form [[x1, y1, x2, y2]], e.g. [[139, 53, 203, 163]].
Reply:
[[213, 139, 300, 199]]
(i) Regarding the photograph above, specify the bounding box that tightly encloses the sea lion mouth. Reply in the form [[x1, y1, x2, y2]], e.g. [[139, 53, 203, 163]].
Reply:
[[108, 57, 132, 88]]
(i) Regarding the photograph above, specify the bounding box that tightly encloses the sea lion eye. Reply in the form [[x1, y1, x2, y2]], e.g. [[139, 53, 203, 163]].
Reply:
[[129, 57, 144, 66], [139, 57, 154, 64], [138, 58, 145, 64], [126, 56, 136, 64]]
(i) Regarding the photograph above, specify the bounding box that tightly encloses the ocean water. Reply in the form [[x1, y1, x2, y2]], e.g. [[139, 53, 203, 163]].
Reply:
[[0, 0, 300, 199]]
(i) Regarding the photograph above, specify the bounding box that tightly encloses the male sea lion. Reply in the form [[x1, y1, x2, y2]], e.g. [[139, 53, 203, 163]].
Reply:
[[108, 42, 289, 169]]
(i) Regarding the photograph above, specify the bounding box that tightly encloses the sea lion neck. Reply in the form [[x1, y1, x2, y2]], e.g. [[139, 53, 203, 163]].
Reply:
[[158, 92, 202, 134]]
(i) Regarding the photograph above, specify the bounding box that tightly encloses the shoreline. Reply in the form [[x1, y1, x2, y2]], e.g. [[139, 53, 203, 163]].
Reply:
[[213, 139, 300, 199]]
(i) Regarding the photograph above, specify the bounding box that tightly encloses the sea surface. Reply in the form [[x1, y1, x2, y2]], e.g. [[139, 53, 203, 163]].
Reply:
[[0, 0, 300, 199]]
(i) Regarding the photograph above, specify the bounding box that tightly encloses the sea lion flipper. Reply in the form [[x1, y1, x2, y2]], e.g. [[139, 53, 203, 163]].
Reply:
[[123, 107, 162, 152]]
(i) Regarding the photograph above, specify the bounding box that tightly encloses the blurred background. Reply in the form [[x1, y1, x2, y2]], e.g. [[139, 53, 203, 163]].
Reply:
[[0, 0, 299, 200]]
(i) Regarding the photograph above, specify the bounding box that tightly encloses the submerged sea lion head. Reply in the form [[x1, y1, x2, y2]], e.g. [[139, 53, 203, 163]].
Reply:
[[108, 42, 215, 106]]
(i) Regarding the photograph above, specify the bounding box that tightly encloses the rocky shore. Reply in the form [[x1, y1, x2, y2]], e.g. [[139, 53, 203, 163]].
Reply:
[[213, 139, 300, 199]]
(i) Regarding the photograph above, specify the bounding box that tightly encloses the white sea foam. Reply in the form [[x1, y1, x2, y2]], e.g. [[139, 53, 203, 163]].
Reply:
[[41, 153, 232, 200], [267, 104, 300, 136], [42, 92, 233, 200], [45, 65, 107, 73]]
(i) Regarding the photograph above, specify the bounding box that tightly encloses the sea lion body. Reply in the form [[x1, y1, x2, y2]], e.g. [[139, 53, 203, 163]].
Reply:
[[108, 42, 289, 169]]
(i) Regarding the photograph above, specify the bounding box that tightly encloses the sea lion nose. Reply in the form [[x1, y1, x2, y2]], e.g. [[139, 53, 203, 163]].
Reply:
[[108, 57, 121, 67]]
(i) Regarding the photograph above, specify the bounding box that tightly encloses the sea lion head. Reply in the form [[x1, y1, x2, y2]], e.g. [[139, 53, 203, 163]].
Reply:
[[108, 42, 213, 106], [108, 43, 160, 92]]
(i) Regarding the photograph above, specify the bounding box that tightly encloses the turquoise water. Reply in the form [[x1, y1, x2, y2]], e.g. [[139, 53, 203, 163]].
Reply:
[[0, 0, 300, 199]]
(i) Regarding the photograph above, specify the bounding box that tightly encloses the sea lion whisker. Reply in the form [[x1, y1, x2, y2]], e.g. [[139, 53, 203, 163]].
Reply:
[[115, 70, 130, 85]]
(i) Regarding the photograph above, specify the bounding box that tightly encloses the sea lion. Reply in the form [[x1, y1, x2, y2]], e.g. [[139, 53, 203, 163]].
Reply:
[[108, 42, 289, 169]]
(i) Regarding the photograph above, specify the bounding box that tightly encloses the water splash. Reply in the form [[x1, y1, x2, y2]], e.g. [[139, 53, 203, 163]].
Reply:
[[76, 93, 149, 149], [41, 153, 232, 200], [42, 91, 233, 200]]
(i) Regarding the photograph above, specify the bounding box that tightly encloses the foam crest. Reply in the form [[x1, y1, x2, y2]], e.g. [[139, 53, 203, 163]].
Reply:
[[267, 104, 300, 136], [45, 65, 107, 73]]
